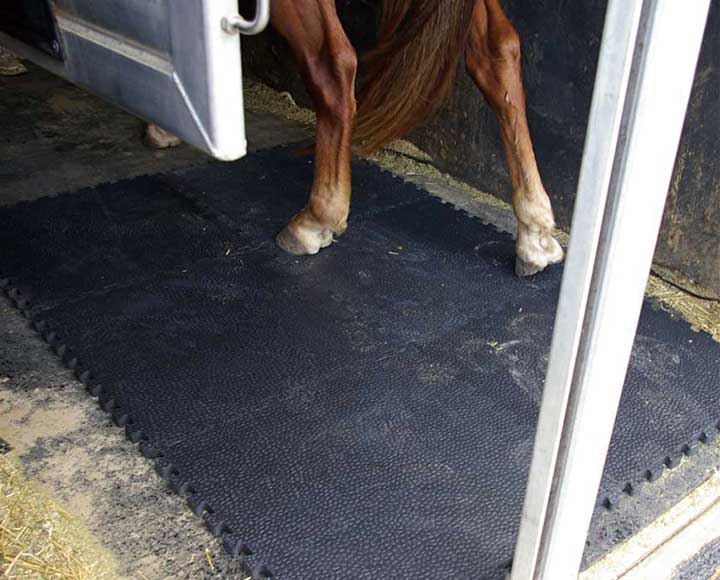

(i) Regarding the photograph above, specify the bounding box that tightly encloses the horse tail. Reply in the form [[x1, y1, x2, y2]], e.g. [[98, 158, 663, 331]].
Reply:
[[354, 0, 477, 154]]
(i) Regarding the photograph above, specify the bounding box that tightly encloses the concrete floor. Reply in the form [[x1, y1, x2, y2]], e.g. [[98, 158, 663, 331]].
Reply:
[[1, 63, 719, 579]]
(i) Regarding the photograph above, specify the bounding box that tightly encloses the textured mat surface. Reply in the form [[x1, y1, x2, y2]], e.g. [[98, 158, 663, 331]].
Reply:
[[0, 148, 718, 579]]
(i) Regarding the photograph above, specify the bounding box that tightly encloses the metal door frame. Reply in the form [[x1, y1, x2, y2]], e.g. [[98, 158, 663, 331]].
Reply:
[[510, 1, 712, 578]]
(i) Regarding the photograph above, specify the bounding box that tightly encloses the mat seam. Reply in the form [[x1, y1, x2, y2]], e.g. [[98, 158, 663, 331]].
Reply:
[[20, 252, 255, 317], [0, 157, 213, 212], [0, 145, 439, 224]]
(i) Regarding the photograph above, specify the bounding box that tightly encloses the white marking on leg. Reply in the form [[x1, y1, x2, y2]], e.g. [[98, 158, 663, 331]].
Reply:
[[514, 189, 564, 275]]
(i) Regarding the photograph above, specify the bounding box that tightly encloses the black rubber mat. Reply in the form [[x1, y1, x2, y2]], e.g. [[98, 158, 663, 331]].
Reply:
[[1, 148, 718, 579]]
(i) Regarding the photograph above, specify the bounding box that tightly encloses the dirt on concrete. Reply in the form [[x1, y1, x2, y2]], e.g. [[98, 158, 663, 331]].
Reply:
[[1, 453, 119, 579]]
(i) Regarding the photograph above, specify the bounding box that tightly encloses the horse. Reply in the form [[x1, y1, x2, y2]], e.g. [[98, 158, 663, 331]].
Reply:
[[147, 0, 564, 277]]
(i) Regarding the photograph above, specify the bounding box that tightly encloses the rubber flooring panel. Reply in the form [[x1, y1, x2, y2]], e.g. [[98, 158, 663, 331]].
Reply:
[[0, 147, 718, 579]]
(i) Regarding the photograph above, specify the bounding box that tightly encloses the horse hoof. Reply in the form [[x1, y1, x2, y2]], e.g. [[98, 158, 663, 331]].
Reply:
[[0, 53, 27, 76], [144, 124, 181, 149], [276, 224, 333, 255], [515, 257, 542, 277], [515, 236, 564, 277]]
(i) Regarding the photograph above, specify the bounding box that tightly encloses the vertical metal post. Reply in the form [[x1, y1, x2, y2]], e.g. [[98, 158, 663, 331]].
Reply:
[[510, 1, 711, 579]]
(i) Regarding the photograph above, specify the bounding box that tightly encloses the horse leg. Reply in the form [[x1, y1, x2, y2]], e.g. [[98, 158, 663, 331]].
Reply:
[[465, 0, 563, 276], [272, 0, 357, 255]]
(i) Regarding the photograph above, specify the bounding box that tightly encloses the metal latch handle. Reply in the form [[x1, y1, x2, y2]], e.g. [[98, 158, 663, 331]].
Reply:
[[222, 0, 270, 36]]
